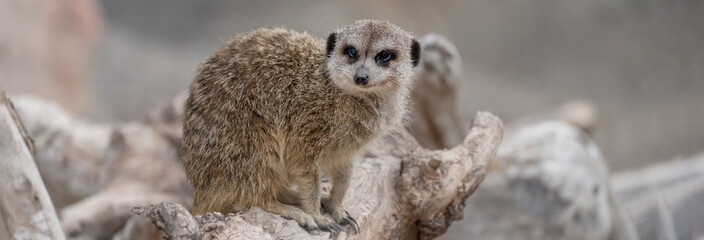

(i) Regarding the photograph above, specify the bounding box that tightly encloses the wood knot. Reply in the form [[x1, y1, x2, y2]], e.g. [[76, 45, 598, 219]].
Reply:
[[424, 158, 443, 180], [428, 158, 442, 170]]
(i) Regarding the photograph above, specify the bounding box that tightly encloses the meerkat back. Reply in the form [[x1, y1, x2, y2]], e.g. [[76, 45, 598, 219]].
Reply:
[[181, 28, 326, 213]]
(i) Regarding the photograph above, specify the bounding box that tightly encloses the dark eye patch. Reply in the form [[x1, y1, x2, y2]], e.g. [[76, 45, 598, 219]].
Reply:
[[343, 45, 358, 64], [375, 50, 396, 67]]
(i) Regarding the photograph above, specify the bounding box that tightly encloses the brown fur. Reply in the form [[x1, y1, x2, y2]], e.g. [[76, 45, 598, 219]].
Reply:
[[181, 20, 419, 232]]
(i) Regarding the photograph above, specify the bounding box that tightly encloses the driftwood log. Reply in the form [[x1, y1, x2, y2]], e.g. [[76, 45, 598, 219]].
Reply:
[[611, 153, 704, 240], [9, 93, 503, 239], [0, 91, 65, 240], [133, 111, 503, 240], [438, 101, 613, 240], [11, 95, 192, 240], [2, 31, 498, 240], [3, 31, 504, 239], [11, 96, 113, 210], [59, 122, 193, 240], [446, 121, 615, 240]]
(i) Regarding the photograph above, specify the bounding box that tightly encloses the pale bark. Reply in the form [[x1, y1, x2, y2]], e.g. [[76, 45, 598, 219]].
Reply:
[[611, 153, 704, 240], [10, 95, 192, 240], [442, 120, 615, 240], [12, 96, 113, 210], [135, 111, 503, 240], [59, 115, 191, 240], [9, 93, 502, 239], [0, 91, 65, 240]]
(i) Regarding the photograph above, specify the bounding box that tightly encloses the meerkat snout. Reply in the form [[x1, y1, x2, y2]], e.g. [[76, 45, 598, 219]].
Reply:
[[354, 66, 369, 85]]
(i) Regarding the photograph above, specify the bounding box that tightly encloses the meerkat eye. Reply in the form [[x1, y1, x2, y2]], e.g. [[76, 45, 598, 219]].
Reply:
[[343, 46, 358, 63], [375, 50, 396, 67]]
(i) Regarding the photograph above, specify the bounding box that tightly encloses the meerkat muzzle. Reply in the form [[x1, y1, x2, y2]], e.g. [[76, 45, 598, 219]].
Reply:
[[354, 66, 369, 85]]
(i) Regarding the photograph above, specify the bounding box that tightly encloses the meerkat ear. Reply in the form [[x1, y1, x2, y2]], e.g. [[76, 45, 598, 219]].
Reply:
[[326, 32, 337, 57], [411, 39, 421, 67]]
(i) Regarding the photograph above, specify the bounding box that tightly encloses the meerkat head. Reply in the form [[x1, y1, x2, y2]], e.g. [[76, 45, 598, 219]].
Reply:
[[326, 20, 420, 97]]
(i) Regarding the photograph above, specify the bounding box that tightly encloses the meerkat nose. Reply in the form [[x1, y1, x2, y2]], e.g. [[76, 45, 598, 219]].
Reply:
[[354, 67, 369, 85], [354, 75, 369, 85]]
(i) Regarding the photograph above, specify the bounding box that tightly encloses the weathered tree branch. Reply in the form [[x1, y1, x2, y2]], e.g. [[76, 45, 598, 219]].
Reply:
[[399, 112, 502, 239], [11, 95, 192, 239], [12, 96, 113, 210], [132, 202, 200, 240], [0, 90, 65, 240], [444, 120, 615, 240], [134, 111, 503, 240], [10, 89, 502, 239], [57, 114, 192, 240]]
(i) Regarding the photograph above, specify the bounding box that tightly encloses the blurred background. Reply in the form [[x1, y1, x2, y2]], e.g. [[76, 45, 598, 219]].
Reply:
[[3, 0, 703, 171], [1, 0, 703, 239]]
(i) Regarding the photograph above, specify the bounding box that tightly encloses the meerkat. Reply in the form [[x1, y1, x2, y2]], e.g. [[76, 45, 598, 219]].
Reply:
[[180, 20, 420, 233], [409, 33, 464, 149]]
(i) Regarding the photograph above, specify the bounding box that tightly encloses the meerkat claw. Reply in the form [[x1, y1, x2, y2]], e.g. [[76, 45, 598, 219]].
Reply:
[[319, 223, 340, 234], [338, 210, 359, 234], [300, 221, 321, 233], [319, 224, 330, 232], [343, 218, 358, 234], [344, 218, 359, 234], [331, 223, 342, 232], [345, 210, 358, 225]]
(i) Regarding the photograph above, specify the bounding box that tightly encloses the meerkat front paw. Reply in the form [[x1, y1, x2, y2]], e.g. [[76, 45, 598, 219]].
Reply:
[[322, 199, 360, 234], [281, 210, 341, 234], [265, 202, 341, 234], [336, 210, 359, 234], [276, 206, 317, 230], [311, 214, 342, 234]]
